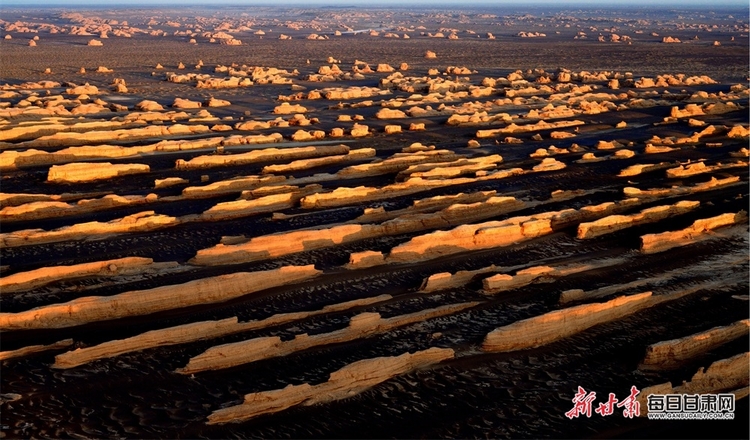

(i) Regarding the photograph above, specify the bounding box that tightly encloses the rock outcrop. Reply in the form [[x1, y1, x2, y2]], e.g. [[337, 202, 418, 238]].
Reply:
[[1, 211, 180, 248], [0, 339, 74, 362], [191, 196, 524, 266], [577, 201, 700, 239], [262, 148, 375, 174], [0, 257, 159, 294], [53, 295, 390, 369], [637, 353, 749, 415], [178, 302, 476, 374], [385, 211, 556, 264], [483, 292, 655, 352], [640, 320, 750, 370], [175, 144, 347, 170], [640, 211, 748, 254], [0, 265, 320, 330], [207, 348, 454, 424], [47, 162, 150, 183]]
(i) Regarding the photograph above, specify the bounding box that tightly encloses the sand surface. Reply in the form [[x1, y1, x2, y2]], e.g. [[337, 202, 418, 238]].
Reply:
[[0, 4, 748, 439]]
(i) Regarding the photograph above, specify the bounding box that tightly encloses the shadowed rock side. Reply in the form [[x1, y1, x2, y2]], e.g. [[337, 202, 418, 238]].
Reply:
[[640, 320, 750, 370], [0, 265, 320, 330], [637, 353, 750, 415], [178, 302, 478, 374], [640, 211, 748, 254], [207, 347, 455, 424], [52, 294, 391, 369]]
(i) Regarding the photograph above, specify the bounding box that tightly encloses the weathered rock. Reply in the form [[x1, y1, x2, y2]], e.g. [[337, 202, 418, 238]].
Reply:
[[375, 108, 407, 119], [0, 339, 74, 362], [179, 302, 475, 374], [182, 174, 286, 199], [640, 320, 750, 370], [176, 144, 348, 170], [65, 83, 99, 95], [47, 162, 149, 183], [385, 211, 551, 264], [640, 211, 748, 254], [205, 97, 231, 107], [274, 102, 308, 114], [155, 177, 189, 189], [637, 353, 749, 415], [135, 100, 164, 111], [666, 161, 746, 178], [191, 196, 524, 266], [0, 266, 320, 330], [346, 251, 385, 269], [0, 257, 159, 294], [623, 176, 741, 200], [476, 120, 585, 138], [350, 123, 370, 137], [198, 186, 321, 221], [262, 148, 375, 174], [483, 293, 655, 352], [11, 124, 210, 149], [1, 211, 179, 248], [577, 200, 700, 239], [172, 97, 202, 108], [532, 157, 566, 172], [52, 295, 390, 369], [618, 162, 675, 177], [207, 348, 454, 424]]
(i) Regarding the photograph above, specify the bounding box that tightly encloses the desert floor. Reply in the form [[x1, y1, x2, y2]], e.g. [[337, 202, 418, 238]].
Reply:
[[1, 5, 748, 439]]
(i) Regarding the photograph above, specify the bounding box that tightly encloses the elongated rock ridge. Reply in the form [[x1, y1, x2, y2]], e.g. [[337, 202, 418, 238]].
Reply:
[[0, 339, 74, 361], [190, 197, 524, 266], [640, 320, 750, 370], [637, 352, 750, 415], [52, 295, 390, 369], [0, 265, 320, 330], [640, 211, 748, 253], [207, 347, 455, 424], [577, 200, 699, 239], [178, 301, 477, 374], [0, 257, 160, 294], [482, 292, 655, 352], [47, 162, 150, 183]]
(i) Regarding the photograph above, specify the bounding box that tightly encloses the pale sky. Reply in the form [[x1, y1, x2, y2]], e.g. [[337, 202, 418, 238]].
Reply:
[[2, 0, 748, 6]]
